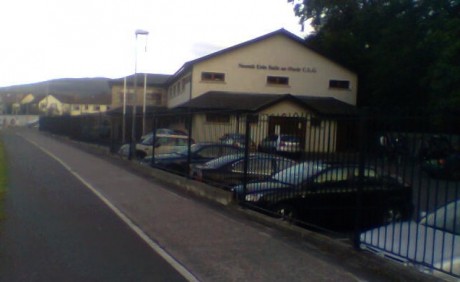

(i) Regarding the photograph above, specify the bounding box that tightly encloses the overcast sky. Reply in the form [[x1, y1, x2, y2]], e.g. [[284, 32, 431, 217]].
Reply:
[[0, 0, 310, 87]]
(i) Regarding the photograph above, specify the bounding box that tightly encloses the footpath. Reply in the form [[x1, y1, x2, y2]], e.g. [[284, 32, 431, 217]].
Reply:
[[15, 128, 438, 282]]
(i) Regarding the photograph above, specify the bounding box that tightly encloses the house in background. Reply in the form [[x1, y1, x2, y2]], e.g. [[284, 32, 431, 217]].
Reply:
[[37, 94, 111, 116]]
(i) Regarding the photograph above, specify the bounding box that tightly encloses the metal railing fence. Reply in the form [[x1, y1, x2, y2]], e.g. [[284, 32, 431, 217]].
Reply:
[[40, 110, 460, 279]]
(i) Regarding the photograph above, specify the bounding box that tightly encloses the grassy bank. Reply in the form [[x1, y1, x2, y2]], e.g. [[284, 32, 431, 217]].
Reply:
[[0, 138, 6, 220]]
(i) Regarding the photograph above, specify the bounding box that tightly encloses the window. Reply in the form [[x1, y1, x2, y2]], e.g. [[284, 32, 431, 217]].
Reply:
[[147, 92, 162, 105], [197, 147, 221, 158], [205, 113, 230, 123], [201, 72, 225, 82], [310, 117, 321, 127], [267, 76, 289, 86], [329, 80, 350, 90], [73, 105, 80, 110], [94, 105, 100, 111]]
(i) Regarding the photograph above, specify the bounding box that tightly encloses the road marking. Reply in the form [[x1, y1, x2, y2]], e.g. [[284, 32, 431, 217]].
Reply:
[[25, 136, 200, 282]]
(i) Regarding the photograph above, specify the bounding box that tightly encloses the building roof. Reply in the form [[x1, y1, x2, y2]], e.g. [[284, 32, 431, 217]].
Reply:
[[176, 91, 357, 117], [109, 73, 171, 87], [169, 29, 354, 83]]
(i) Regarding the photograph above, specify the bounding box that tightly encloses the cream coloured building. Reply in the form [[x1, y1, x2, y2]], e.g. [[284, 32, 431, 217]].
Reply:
[[167, 29, 357, 108], [110, 29, 359, 152]]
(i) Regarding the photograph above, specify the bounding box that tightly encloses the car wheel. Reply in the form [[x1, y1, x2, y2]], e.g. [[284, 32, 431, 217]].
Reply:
[[275, 204, 297, 222], [135, 151, 146, 160], [382, 206, 403, 224]]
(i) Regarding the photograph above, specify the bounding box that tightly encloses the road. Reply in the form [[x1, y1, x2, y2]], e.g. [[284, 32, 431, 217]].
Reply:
[[0, 131, 187, 281]]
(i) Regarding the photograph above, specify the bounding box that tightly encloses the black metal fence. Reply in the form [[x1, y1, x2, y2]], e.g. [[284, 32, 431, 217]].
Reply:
[[40, 110, 460, 279]]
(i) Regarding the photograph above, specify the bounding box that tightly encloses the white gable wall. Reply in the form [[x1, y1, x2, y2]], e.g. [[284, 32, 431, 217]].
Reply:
[[167, 34, 357, 108]]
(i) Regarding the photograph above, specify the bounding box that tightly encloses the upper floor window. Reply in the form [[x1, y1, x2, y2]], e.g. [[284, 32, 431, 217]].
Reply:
[[201, 72, 225, 82], [329, 80, 350, 90], [267, 76, 289, 86]]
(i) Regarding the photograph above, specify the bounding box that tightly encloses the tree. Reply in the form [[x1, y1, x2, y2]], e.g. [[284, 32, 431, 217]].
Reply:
[[288, 0, 460, 119]]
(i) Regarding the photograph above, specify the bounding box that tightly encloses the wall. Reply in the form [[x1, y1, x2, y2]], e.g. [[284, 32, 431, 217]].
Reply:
[[0, 115, 39, 128], [168, 34, 357, 109]]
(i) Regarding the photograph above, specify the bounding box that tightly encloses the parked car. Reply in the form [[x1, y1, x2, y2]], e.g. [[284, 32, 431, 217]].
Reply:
[[258, 134, 302, 154], [144, 143, 244, 175], [377, 132, 409, 162], [421, 152, 460, 180], [233, 162, 413, 230], [138, 128, 188, 143], [419, 135, 454, 161], [190, 153, 296, 190], [119, 133, 194, 159], [360, 200, 460, 281], [219, 133, 256, 151]]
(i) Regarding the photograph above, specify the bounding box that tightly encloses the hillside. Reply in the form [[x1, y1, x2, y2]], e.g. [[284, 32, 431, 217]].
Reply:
[[0, 78, 111, 97]]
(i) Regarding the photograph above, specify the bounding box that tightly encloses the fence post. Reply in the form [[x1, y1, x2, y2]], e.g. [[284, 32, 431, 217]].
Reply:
[[242, 114, 252, 198], [150, 115, 157, 167], [186, 111, 194, 177], [353, 109, 368, 248]]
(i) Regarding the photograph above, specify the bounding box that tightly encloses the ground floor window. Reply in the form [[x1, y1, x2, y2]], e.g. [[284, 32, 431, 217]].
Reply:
[[206, 113, 230, 123], [267, 76, 289, 86], [329, 80, 350, 90]]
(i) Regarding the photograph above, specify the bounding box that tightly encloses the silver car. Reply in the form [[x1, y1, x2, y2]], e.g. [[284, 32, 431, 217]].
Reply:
[[360, 200, 460, 281]]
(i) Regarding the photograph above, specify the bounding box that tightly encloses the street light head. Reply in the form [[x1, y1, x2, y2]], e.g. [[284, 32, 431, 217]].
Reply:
[[135, 29, 149, 36]]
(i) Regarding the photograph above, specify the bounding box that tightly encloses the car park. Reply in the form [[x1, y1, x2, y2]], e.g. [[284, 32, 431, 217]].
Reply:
[[190, 153, 296, 190], [219, 133, 256, 151], [118, 132, 194, 159], [144, 143, 244, 175], [234, 162, 413, 230], [360, 200, 460, 281], [258, 134, 302, 154]]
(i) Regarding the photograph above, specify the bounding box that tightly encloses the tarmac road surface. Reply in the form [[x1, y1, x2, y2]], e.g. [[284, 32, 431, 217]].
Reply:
[[0, 131, 188, 281]]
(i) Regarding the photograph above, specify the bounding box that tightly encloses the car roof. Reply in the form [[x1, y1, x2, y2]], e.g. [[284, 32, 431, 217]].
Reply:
[[203, 152, 294, 168]]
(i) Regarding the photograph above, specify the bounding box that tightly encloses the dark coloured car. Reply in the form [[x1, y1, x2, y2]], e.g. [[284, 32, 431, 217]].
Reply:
[[234, 162, 413, 231], [419, 135, 454, 161], [422, 152, 460, 180], [190, 153, 297, 190], [144, 143, 244, 175]]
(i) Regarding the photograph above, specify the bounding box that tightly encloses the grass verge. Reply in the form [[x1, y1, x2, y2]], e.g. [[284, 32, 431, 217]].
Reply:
[[0, 137, 6, 221]]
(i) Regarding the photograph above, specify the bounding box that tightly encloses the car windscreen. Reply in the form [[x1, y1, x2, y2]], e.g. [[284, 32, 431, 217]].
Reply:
[[280, 135, 299, 142], [204, 154, 244, 168], [272, 162, 325, 185], [175, 144, 202, 155]]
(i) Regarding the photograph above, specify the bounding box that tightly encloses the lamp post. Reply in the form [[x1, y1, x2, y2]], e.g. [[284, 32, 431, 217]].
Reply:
[[129, 29, 149, 160], [142, 72, 147, 135], [122, 76, 127, 144]]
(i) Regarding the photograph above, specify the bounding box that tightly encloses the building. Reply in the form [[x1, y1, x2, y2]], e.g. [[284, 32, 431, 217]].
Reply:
[[167, 28, 357, 108], [109, 29, 359, 152], [37, 94, 111, 116]]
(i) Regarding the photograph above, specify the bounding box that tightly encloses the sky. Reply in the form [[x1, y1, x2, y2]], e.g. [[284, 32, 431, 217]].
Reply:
[[0, 0, 310, 87]]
